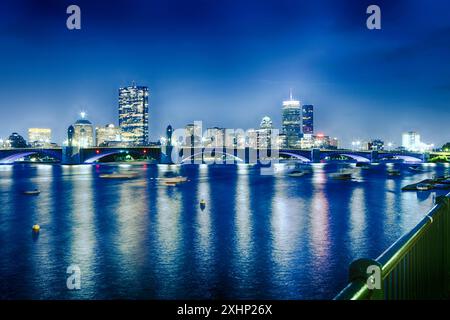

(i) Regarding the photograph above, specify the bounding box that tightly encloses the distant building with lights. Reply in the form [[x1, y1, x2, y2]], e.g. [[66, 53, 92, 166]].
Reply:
[[185, 123, 202, 147], [8, 132, 27, 148], [368, 139, 384, 151], [300, 134, 338, 149], [257, 116, 274, 148], [28, 128, 51, 147], [95, 124, 122, 146], [402, 131, 433, 152], [302, 104, 314, 135], [402, 131, 421, 151], [68, 113, 94, 148], [205, 127, 226, 147], [118, 83, 149, 146], [281, 90, 302, 148]]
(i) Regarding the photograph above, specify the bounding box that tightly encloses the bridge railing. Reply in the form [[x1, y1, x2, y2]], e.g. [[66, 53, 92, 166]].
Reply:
[[334, 193, 450, 300]]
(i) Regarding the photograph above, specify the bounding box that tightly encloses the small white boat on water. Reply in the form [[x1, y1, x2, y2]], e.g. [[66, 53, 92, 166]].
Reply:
[[288, 170, 306, 177], [100, 172, 139, 179], [159, 176, 188, 186], [329, 170, 353, 180], [416, 183, 432, 191], [23, 189, 40, 195]]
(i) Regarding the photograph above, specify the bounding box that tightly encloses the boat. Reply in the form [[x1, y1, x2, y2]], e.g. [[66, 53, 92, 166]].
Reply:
[[288, 170, 306, 177], [329, 171, 352, 180], [159, 176, 188, 186], [387, 169, 401, 176], [416, 183, 432, 191], [23, 189, 40, 195], [160, 176, 188, 183], [99, 172, 139, 179]]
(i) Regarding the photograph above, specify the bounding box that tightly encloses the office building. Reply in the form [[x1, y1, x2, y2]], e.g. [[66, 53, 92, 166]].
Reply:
[[302, 104, 314, 134], [205, 127, 226, 147], [402, 131, 421, 151], [28, 128, 51, 147], [282, 90, 302, 148], [118, 83, 149, 146], [95, 124, 122, 146], [185, 123, 202, 147]]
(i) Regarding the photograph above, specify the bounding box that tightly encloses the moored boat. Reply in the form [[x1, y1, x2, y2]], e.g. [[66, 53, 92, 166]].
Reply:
[[329, 171, 352, 180], [288, 170, 306, 177], [416, 183, 432, 191], [99, 172, 139, 179], [23, 189, 40, 195]]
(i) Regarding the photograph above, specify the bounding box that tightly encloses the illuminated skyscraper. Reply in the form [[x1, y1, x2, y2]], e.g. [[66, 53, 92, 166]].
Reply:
[[118, 83, 149, 146], [402, 131, 421, 151], [281, 90, 301, 148], [302, 104, 314, 135]]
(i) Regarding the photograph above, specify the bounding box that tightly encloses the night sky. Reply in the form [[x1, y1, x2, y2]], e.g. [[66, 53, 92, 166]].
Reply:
[[0, 0, 449, 147]]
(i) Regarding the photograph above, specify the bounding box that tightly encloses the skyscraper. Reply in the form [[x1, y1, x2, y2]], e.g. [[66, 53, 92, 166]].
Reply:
[[118, 83, 149, 146], [402, 131, 422, 151], [281, 90, 301, 148], [302, 104, 314, 135]]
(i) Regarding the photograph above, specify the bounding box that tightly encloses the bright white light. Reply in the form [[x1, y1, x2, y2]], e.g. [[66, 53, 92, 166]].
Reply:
[[80, 111, 86, 119]]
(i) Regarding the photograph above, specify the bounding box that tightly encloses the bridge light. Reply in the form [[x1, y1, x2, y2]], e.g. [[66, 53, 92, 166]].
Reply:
[[96, 149, 100, 154], [143, 149, 147, 154]]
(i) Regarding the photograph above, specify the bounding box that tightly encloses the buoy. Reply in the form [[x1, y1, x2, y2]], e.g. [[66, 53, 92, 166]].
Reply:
[[32, 224, 40, 232], [200, 199, 206, 210]]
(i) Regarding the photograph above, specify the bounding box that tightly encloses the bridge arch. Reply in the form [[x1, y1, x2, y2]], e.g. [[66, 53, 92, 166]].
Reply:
[[0, 150, 62, 164], [279, 152, 311, 163], [84, 150, 156, 164], [180, 150, 244, 164], [321, 153, 370, 163], [338, 154, 371, 163]]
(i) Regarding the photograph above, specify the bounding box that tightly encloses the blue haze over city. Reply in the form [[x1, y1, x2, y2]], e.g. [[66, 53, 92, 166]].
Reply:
[[0, 0, 450, 147]]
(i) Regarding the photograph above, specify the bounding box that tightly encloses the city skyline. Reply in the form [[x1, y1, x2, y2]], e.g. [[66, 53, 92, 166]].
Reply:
[[0, 0, 450, 147], [0, 85, 443, 150]]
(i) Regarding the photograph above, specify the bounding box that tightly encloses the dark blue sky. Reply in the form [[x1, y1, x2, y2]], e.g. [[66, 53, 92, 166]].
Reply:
[[0, 0, 449, 147]]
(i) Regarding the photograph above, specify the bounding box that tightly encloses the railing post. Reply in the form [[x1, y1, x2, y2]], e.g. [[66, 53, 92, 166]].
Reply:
[[348, 258, 384, 299], [439, 195, 450, 298]]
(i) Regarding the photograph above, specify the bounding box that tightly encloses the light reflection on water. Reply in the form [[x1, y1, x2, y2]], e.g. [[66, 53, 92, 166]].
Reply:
[[0, 162, 449, 299]]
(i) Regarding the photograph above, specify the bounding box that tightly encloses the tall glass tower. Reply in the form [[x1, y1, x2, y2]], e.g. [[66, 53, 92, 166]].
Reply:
[[281, 90, 301, 148], [302, 104, 314, 135], [118, 83, 149, 146]]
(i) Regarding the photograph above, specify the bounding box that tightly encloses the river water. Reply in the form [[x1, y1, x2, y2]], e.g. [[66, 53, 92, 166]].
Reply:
[[0, 162, 448, 299]]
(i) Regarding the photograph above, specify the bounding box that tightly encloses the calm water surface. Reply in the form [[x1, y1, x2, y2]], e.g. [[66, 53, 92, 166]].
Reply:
[[0, 162, 449, 299]]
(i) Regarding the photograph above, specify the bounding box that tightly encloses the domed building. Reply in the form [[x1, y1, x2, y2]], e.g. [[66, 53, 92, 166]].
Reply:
[[260, 116, 273, 130], [69, 112, 94, 148]]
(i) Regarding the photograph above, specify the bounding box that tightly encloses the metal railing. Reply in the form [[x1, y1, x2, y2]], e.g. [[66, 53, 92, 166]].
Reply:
[[335, 193, 450, 300]]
